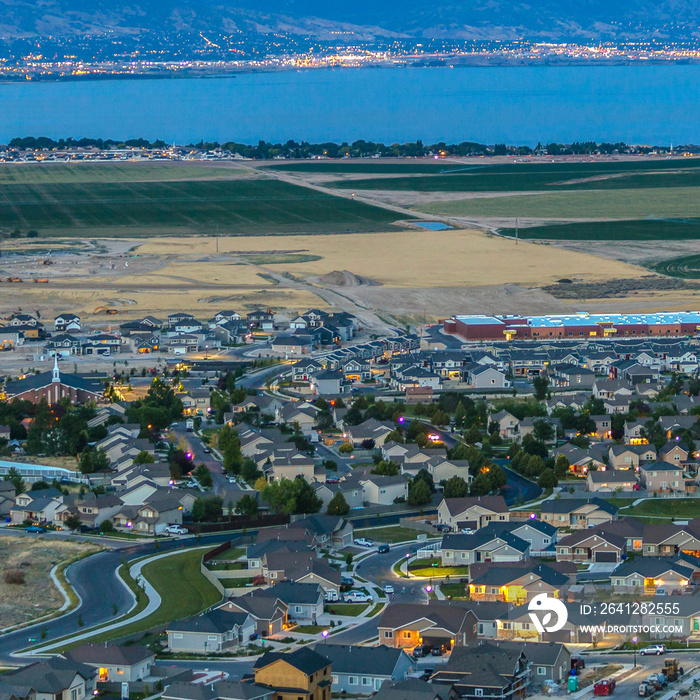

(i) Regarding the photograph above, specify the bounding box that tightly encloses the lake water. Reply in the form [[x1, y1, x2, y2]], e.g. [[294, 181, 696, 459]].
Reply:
[[2, 65, 700, 145]]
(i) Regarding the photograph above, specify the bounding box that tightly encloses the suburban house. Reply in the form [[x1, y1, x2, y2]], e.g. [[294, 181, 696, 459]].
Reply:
[[638, 463, 685, 493], [163, 681, 273, 700], [227, 590, 289, 636], [555, 530, 626, 563], [63, 643, 156, 683], [377, 603, 477, 650], [440, 531, 530, 566], [478, 520, 558, 553], [0, 658, 98, 700], [312, 644, 414, 696], [431, 642, 530, 700], [166, 606, 256, 653], [608, 444, 657, 470], [468, 561, 570, 604], [268, 582, 325, 623], [659, 441, 689, 465], [10, 489, 64, 525], [490, 410, 520, 440], [586, 470, 638, 493], [253, 647, 332, 700], [642, 521, 700, 557], [437, 495, 510, 530], [540, 498, 618, 529], [360, 475, 409, 505], [372, 679, 459, 700], [611, 559, 695, 595]]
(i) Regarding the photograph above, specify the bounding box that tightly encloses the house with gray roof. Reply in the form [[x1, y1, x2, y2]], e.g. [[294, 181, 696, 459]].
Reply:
[[540, 497, 618, 529], [311, 644, 414, 695], [167, 606, 256, 653], [64, 642, 155, 683], [372, 679, 458, 700], [163, 681, 274, 700], [1, 657, 98, 700], [441, 531, 530, 566], [611, 558, 695, 595]]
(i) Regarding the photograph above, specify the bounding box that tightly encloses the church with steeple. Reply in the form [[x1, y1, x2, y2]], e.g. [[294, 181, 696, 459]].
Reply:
[[3, 355, 106, 405]]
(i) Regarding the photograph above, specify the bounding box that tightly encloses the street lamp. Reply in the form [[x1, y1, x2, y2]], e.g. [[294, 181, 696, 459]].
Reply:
[[322, 630, 329, 644], [632, 635, 638, 667], [405, 553, 411, 580]]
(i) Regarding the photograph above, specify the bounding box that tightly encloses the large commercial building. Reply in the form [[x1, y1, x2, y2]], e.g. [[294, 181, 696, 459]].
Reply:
[[443, 312, 700, 342]]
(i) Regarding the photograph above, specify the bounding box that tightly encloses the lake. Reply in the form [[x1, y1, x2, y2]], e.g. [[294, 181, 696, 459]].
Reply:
[[1, 65, 700, 145]]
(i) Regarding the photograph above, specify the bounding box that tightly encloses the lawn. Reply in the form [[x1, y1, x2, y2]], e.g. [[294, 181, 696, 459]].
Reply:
[[418, 187, 700, 219], [73, 548, 221, 646], [0, 177, 410, 236], [294, 625, 326, 634], [440, 583, 469, 599], [408, 557, 470, 577], [498, 219, 700, 241], [214, 547, 245, 561], [325, 603, 370, 616], [355, 526, 425, 543], [622, 498, 700, 521]]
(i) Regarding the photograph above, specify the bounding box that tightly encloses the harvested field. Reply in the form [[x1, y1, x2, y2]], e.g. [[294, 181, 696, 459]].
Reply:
[[135, 229, 645, 288], [0, 538, 100, 629]]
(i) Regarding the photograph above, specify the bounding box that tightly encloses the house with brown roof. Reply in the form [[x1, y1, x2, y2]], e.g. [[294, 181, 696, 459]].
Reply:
[[586, 469, 638, 493], [555, 529, 626, 563], [540, 497, 617, 529], [437, 495, 509, 531], [377, 602, 477, 651]]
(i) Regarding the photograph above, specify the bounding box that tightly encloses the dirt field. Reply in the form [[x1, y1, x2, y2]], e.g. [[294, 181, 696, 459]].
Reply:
[[0, 538, 100, 629]]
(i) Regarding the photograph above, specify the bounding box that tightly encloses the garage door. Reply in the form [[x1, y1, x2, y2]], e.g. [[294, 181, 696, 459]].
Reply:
[[595, 552, 617, 562], [458, 520, 478, 530]]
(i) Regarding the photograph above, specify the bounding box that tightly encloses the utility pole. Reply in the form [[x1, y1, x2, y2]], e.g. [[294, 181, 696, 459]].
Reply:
[[515, 217, 519, 245]]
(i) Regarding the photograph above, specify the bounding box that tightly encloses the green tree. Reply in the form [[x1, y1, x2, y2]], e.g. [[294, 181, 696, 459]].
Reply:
[[454, 402, 467, 428], [554, 454, 570, 477], [464, 424, 482, 444], [533, 420, 555, 443], [538, 468, 558, 489], [193, 463, 213, 489], [236, 494, 259, 516], [3, 467, 25, 494], [327, 492, 350, 516], [443, 476, 469, 498], [489, 463, 507, 489], [533, 376, 549, 401], [339, 443, 354, 454], [64, 513, 82, 531], [134, 450, 155, 465], [371, 460, 400, 476], [408, 479, 432, 506], [470, 472, 492, 495]]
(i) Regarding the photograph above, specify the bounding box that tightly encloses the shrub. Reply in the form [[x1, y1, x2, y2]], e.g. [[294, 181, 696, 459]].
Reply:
[[4, 569, 25, 585]]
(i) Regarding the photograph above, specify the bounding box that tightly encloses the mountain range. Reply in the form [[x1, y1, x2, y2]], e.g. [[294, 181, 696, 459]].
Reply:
[[1, 0, 698, 44]]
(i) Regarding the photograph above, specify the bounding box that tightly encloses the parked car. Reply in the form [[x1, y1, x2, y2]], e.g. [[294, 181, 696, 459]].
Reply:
[[412, 644, 432, 658], [325, 590, 339, 602], [571, 657, 586, 673], [383, 584, 394, 594], [436, 524, 452, 533], [656, 587, 667, 596], [203, 447, 211, 454], [593, 680, 616, 696], [340, 577, 355, 586], [640, 644, 666, 656], [24, 525, 45, 533], [431, 645, 446, 657], [378, 544, 390, 554], [165, 525, 188, 535], [344, 591, 372, 603], [460, 528, 475, 535], [354, 538, 374, 547]]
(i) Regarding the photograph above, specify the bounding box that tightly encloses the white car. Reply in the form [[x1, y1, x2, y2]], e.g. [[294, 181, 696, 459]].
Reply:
[[354, 538, 374, 548], [640, 644, 667, 656], [461, 528, 475, 535], [165, 525, 188, 535], [344, 591, 372, 603], [383, 584, 394, 594]]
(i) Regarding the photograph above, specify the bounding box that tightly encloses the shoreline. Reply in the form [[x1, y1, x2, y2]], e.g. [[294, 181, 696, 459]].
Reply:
[[2, 55, 700, 85]]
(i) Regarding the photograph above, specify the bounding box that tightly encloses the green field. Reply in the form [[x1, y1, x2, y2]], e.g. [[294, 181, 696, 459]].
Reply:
[[0, 177, 409, 236], [418, 187, 700, 219], [651, 255, 700, 279], [0, 162, 247, 184], [266, 162, 463, 174], [329, 160, 700, 193], [621, 498, 700, 520], [498, 219, 700, 241]]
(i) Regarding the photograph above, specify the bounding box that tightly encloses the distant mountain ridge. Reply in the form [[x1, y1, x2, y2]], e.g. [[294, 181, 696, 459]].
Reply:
[[0, 0, 699, 42]]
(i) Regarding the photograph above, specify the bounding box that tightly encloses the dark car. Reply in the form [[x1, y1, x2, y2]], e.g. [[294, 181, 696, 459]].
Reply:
[[431, 645, 446, 657], [340, 577, 354, 586], [378, 544, 390, 554], [571, 657, 586, 673], [203, 447, 211, 453], [413, 644, 432, 658], [436, 524, 451, 533]]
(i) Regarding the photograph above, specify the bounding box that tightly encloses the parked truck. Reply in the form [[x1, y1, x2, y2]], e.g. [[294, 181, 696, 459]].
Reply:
[[186, 419, 194, 432]]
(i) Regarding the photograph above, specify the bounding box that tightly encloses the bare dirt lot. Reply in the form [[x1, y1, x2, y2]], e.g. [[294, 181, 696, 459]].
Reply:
[[0, 538, 100, 629]]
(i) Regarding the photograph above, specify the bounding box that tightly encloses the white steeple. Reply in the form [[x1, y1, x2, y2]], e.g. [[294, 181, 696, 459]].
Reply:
[[52, 354, 60, 383]]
